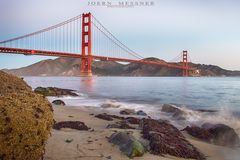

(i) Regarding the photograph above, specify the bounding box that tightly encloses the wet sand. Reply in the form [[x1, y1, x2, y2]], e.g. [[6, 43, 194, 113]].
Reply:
[[44, 105, 227, 160]]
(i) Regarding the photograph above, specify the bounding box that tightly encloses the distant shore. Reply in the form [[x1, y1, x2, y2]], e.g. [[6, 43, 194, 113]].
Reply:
[[44, 105, 229, 160]]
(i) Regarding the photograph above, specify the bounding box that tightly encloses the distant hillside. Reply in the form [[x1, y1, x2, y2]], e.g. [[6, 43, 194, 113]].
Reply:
[[2, 57, 240, 77]]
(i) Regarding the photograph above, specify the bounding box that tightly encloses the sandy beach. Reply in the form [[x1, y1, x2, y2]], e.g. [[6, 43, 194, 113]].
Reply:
[[43, 105, 230, 160]]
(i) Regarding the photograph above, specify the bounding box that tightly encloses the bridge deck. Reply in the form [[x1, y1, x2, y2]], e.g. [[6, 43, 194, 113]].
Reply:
[[0, 47, 194, 70]]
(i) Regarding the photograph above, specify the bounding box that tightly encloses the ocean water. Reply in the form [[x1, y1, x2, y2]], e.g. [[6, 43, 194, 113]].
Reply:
[[24, 76, 240, 134]]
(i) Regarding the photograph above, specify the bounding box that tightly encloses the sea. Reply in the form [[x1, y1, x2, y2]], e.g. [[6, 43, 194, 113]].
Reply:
[[24, 76, 240, 134]]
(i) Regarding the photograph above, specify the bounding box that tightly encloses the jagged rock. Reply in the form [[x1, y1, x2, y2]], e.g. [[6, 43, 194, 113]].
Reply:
[[34, 87, 78, 97], [125, 117, 141, 125], [120, 109, 136, 115], [136, 110, 147, 116], [53, 121, 89, 130], [107, 121, 135, 129], [183, 126, 214, 142], [52, 99, 65, 106], [202, 123, 240, 147], [109, 132, 145, 158], [161, 104, 186, 120], [0, 71, 54, 160], [101, 103, 121, 108], [141, 119, 205, 160]]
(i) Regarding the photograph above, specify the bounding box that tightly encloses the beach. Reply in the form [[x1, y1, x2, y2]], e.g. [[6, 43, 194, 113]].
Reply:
[[44, 105, 228, 160]]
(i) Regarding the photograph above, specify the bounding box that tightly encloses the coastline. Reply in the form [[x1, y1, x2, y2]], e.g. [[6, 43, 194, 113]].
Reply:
[[44, 105, 227, 160]]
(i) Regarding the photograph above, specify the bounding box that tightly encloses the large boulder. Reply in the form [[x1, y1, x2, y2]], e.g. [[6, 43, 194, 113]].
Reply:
[[136, 110, 147, 116], [183, 126, 214, 142], [141, 119, 205, 160], [34, 87, 78, 97], [161, 104, 187, 120], [202, 123, 240, 147], [109, 132, 145, 158], [0, 71, 54, 160]]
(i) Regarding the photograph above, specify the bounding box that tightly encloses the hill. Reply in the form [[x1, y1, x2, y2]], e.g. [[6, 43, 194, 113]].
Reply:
[[2, 57, 240, 77]]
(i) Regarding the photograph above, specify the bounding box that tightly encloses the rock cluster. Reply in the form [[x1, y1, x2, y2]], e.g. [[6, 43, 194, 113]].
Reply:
[[0, 71, 54, 160], [141, 119, 205, 160], [184, 123, 240, 147], [34, 87, 78, 97]]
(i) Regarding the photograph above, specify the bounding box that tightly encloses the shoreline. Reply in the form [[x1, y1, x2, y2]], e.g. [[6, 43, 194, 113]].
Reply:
[[44, 105, 231, 160]]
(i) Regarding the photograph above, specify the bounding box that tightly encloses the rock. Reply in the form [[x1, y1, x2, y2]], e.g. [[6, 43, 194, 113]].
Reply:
[[125, 117, 141, 125], [95, 114, 114, 121], [109, 132, 145, 158], [95, 113, 124, 121], [161, 104, 180, 113], [120, 109, 136, 115], [141, 119, 205, 160], [34, 87, 78, 97], [0, 71, 54, 160], [52, 99, 65, 105], [161, 104, 187, 120], [202, 123, 240, 147], [136, 110, 147, 116], [107, 121, 135, 129], [101, 103, 120, 108], [183, 126, 214, 142], [53, 121, 89, 130]]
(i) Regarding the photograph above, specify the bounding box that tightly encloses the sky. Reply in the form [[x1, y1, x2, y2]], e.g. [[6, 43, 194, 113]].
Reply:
[[0, 0, 240, 70]]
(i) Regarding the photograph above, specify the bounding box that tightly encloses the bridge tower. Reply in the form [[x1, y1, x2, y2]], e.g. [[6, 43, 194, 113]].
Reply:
[[182, 50, 189, 77], [81, 13, 92, 76]]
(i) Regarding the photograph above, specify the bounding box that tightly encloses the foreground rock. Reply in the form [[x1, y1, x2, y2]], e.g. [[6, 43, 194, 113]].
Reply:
[[52, 99, 66, 106], [53, 121, 89, 131], [0, 71, 54, 160], [34, 87, 78, 97], [109, 132, 145, 158], [183, 126, 214, 142], [141, 119, 205, 160], [202, 123, 240, 147]]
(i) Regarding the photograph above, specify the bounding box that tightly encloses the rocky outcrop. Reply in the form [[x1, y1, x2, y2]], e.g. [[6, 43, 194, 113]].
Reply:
[[136, 110, 147, 116], [183, 126, 214, 142], [52, 99, 66, 106], [202, 123, 240, 147], [53, 121, 89, 131], [125, 117, 141, 125], [161, 104, 187, 120], [34, 87, 78, 97], [141, 119, 205, 160], [0, 71, 54, 160], [109, 132, 145, 158]]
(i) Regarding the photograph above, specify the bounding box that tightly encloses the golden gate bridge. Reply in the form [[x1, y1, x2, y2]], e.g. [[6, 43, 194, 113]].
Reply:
[[0, 12, 196, 76]]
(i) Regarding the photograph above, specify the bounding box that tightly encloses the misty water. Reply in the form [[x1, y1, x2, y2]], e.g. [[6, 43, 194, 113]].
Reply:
[[24, 76, 240, 134]]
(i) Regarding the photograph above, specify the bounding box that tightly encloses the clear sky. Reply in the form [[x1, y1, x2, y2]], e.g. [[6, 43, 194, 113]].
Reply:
[[0, 0, 240, 70]]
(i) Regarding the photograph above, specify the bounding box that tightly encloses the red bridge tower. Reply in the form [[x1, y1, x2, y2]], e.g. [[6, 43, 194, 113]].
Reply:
[[81, 13, 92, 76], [182, 50, 189, 77]]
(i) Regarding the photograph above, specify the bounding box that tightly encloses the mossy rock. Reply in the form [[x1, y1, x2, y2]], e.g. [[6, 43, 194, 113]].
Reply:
[[0, 71, 31, 95], [0, 71, 54, 160]]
